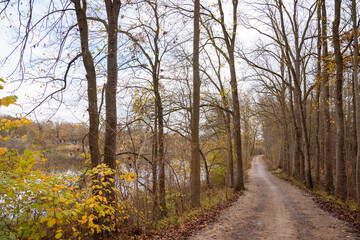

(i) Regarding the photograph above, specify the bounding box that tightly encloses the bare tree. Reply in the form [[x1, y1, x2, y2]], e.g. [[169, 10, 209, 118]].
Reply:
[[314, 0, 322, 184], [202, 0, 244, 191], [190, 0, 201, 207], [352, 0, 360, 203], [321, 0, 333, 193], [103, 0, 122, 206], [71, 0, 101, 179], [201, 48, 234, 188], [332, 0, 347, 200]]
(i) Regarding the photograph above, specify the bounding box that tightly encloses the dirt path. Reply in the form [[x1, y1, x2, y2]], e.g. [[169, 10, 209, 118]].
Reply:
[[190, 155, 357, 240]]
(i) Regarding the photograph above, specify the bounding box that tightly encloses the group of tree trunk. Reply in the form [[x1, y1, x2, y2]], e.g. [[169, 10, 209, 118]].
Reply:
[[2, 0, 253, 232], [11, 0, 360, 236], [251, 0, 359, 202]]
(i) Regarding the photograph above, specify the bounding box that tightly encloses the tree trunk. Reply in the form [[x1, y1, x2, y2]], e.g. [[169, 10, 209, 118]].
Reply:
[[300, 101, 313, 189], [229, 55, 244, 191], [280, 52, 291, 175], [351, 0, 360, 203], [321, 0, 333, 193], [152, 107, 158, 219], [294, 36, 306, 183], [332, 0, 347, 199], [154, 75, 166, 217], [190, 0, 201, 208], [225, 111, 234, 188], [104, 0, 121, 205], [315, 2, 322, 184], [289, 74, 302, 179], [72, 0, 100, 183], [200, 151, 211, 189], [352, 73, 358, 194]]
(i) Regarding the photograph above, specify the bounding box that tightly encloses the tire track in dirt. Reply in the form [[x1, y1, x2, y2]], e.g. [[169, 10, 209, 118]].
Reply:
[[190, 155, 356, 240]]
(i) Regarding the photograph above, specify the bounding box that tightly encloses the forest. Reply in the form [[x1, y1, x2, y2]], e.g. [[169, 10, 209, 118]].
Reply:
[[0, 0, 359, 239]]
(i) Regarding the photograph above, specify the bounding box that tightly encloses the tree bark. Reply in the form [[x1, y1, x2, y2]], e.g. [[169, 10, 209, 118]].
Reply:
[[104, 0, 121, 207], [154, 73, 166, 217], [351, 0, 360, 203], [190, 0, 201, 208], [332, 0, 347, 199], [229, 55, 244, 192], [315, 1, 322, 184], [72, 0, 100, 183], [225, 111, 234, 187], [152, 106, 158, 219], [218, 0, 244, 191], [321, 0, 333, 193]]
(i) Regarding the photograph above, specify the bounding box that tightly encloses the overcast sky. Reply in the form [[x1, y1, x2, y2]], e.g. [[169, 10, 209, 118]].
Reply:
[[0, 0, 258, 124]]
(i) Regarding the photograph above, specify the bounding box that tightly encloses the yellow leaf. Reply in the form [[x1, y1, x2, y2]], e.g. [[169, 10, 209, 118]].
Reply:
[[47, 218, 56, 227], [40, 217, 47, 223], [55, 232, 62, 239]]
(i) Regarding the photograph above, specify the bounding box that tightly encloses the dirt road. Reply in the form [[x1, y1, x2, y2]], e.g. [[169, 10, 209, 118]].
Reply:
[[190, 155, 356, 240]]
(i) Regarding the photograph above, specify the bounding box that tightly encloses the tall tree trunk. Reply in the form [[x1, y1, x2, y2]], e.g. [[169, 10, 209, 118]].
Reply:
[[284, 122, 291, 175], [72, 0, 100, 184], [278, 54, 287, 171], [152, 107, 158, 219], [315, 1, 322, 184], [154, 74, 166, 217], [281, 52, 291, 175], [300, 101, 313, 189], [148, 1, 167, 217], [290, 78, 302, 179], [221, 0, 244, 192], [352, 73, 358, 193], [294, 58, 313, 188], [314, 86, 321, 184], [333, 0, 347, 199], [351, 0, 360, 203], [277, 1, 303, 180], [225, 112, 234, 187], [294, 31, 307, 184], [190, 0, 201, 208], [321, 0, 333, 193], [104, 0, 121, 205], [230, 54, 244, 191]]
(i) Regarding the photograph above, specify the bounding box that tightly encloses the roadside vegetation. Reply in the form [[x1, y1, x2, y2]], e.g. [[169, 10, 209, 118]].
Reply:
[[0, 82, 248, 239], [1, 0, 360, 238]]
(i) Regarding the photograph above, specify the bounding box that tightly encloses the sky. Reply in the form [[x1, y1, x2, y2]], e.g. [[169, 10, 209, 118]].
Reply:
[[0, 0, 259, 124]]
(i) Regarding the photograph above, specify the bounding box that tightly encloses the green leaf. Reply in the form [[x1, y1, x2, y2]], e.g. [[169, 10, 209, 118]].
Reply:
[[23, 229, 30, 238], [24, 150, 32, 156], [19, 160, 27, 167]]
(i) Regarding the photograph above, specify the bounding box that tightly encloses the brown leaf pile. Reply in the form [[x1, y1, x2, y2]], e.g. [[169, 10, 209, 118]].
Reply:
[[313, 197, 360, 237]]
